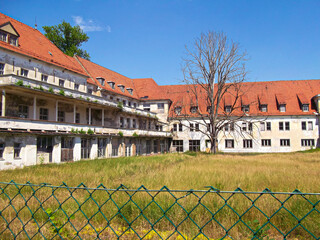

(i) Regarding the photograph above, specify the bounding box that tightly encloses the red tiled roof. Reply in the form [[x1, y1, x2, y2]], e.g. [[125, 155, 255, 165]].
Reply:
[[76, 56, 139, 99], [0, 13, 87, 76], [159, 80, 320, 117]]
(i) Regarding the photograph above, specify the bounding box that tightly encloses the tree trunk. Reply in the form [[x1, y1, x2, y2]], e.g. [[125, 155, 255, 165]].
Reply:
[[210, 134, 217, 154]]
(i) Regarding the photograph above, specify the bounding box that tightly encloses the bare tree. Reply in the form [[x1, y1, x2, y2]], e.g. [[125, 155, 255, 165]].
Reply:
[[181, 31, 250, 153]]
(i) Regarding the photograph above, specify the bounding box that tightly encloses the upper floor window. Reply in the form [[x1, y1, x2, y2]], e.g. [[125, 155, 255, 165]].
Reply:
[[260, 104, 268, 112], [157, 103, 164, 113], [87, 88, 93, 95], [242, 105, 250, 113], [39, 108, 48, 120], [0, 142, 4, 159], [41, 74, 48, 82], [127, 88, 133, 95], [74, 83, 79, 90], [10, 35, 18, 46], [279, 121, 290, 131], [225, 105, 231, 113], [174, 106, 182, 115], [260, 122, 271, 131], [143, 103, 150, 112], [0, 32, 7, 42], [190, 106, 198, 113], [14, 143, 21, 158], [58, 111, 65, 122], [302, 104, 309, 112], [96, 77, 105, 86], [301, 121, 313, 131], [118, 84, 125, 93], [108, 81, 115, 89], [59, 79, 65, 87], [20, 68, 28, 77], [279, 104, 286, 112], [0, 63, 5, 75], [18, 105, 28, 118]]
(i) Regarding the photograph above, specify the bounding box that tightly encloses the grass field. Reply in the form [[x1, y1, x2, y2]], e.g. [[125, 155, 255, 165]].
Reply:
[[0, 150, 319, 239]]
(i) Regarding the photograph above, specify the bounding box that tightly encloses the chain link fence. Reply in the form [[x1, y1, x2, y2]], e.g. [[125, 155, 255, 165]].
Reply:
[[0, 181, 319, 239]]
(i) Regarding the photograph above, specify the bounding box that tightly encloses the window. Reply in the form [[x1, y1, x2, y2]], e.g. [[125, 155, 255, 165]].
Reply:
[[260, 104, 268, 112], [173, 124, 177, 132], [225, 139, 234, 148], [128, 102, 131, 107], [146, 140, 151, 154], [189, 140, 200, 152], [190, 123, 194, 132], [10, 36, 18, 46], [118, 85, 125, 92], [87, 88, 93, 95], [127, 88, 133, 95], [59, 79, 65, 87], [127, 118, 131, 128], [14, 143, 21, 158], [207, 106, 212, 113], [173, 140, 183, 152], [225, 106, 231, 113], [143, 103, 150, 112], [242, 105, 250, 113], [132, 119, 136, 128], [302, 104, 309, 112], [123, 100, 126, 106], [243, 139, 253, 148], [37, 137, 53, 152], [242, 122, 247, 131], [0, 143, 4, 159], [108, 81, 115, 89], [157, 103, 164, 113], [0, 32, 7, 42], [174, 106, 182, 115], [76, 113, 80, 123], [133, 103, 137, 108], [302, 121, 313, 130], [195, 123, 199, 131], [280, 139, 290, 147], [190, 106, 198, 113], [230, 123, 235, 131], [97, 77, 105, 86], [248, 123, 253, 131], [261, 139, 271, 147], [260, 122, 271, 131], [224, 124, 229, 131], [74, 83, 79, 90], [18, 105, 28, 118], [41, 74, 48, 82], [179, 123, 183, 132], [266, 122, 271, 131], [58, 111, 65, 122], [98, 138, 107, 157], [120, 117, 124, 128], [0, 63, 4, 75], [279, 104, 286, 112], [20, 68, 28, 77], [301, 139, 315, 147], [279, 121, 290, 131], [39, 108, 48, 120]]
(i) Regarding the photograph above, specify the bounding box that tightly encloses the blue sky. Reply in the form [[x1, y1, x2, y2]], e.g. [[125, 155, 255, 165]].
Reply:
[[2, 0, 320, 85]]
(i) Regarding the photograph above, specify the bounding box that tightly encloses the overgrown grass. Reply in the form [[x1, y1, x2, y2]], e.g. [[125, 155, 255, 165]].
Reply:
[[0, 151, 319, 239]]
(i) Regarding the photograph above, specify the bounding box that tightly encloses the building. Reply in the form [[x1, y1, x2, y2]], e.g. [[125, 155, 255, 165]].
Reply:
[[0, 12, 319, 170]]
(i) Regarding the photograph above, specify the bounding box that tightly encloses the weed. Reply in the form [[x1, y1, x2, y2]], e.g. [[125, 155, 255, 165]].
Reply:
[[15, 80, 24, 86], [59, 89, 65, 96], [48, 87, 54, 94]]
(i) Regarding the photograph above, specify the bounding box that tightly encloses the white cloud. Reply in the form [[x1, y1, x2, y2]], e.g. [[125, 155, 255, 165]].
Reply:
[[72, 16, 111, 32]]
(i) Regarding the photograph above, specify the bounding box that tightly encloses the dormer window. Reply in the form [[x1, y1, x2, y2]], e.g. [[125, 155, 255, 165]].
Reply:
[[260, 104, 268, 112], [143, 103, 150, 112], [87, 88, 93, 95], [108, 81, 115, 89], [225, 105, 231, 113], [0, 63, 4, 75], [279, 104, 286, 112], [10, 36, 18, 46], [302, 104, 309, 112], [127, 88, 133, 95], [96, 77, 105, 86], [242, 105, 249, 113], [207, 106, 212, 113], [174, 106, 182, 115], [0, 32, 7, 42], [118, 84, 125, 93], [41, 74, 48, 82], [59, 79, 65, 87], [190, 106, 198, 113]]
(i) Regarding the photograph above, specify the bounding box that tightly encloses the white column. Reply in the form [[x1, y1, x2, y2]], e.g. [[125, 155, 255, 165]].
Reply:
[[55, 100, 59, 121], [52, 136, 61, 163], [73, 137, 81, 161], [73, 104, 76, 123], [89, 107, 91, 125], [1, 90, 5, 117], [90, 137, 98, 159], [102, 109, 104, 126], [33, 96, 37, 120]]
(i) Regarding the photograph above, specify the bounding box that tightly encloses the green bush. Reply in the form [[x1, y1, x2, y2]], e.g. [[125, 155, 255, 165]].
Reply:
[[59, 89, 65, 96], [15, 80, 24, 86]]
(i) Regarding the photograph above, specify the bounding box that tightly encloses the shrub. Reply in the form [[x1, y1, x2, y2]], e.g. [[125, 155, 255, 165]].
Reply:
[[79, 128, 86, 134], [132, 132, 139, 137], [48, 87, 54, 94], [15, 80, 24, 86], [59, 89, 65, 96], [87, 128, 94, 135], [118, 131, 124, 137], [117, 101, 123, 110]]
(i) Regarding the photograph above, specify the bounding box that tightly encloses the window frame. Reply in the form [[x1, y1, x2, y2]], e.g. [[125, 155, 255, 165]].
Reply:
[[261, 139, 271, 147], [39, 108, 48, 120], [20, 68, 28, 77], [41, 74, 48, 82], [225, 139, 234, 148], [243, 139, 253, 148], [58, 111, 65, 122], [280, 139, 290, 147], [14, 143, 21, 159], [0, 63, 4, 75]]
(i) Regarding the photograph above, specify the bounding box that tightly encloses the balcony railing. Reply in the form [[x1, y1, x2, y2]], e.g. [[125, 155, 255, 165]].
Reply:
[[0, 74, 158, 119], [0, 117, 171, 138]]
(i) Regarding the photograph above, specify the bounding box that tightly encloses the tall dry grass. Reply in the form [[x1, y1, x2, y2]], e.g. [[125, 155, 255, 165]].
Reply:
[[0, 151, 319, 239]]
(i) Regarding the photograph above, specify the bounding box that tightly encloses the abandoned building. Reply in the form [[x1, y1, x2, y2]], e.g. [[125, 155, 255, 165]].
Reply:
[[0, 12, 319, 170]]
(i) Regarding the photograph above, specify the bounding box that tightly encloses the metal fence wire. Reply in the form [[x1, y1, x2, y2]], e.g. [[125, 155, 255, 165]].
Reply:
[[0, 181, 319, 240]]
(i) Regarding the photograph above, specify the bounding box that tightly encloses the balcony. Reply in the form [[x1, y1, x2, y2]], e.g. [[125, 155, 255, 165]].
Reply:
[[0, 74, 158, 119]]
